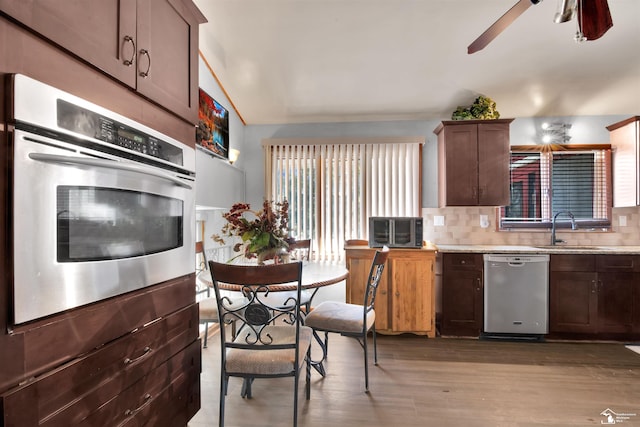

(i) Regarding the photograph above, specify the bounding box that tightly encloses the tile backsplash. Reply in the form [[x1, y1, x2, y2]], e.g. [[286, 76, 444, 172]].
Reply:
[[422, 206, 640, 247]]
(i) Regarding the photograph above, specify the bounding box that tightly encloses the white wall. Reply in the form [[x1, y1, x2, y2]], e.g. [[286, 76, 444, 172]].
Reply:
[[196, 58, 246, 211], [243, 115, 628, 208]]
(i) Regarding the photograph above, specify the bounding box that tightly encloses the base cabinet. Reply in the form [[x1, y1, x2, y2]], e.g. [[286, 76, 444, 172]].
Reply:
[[441, 253, 484, 337], [0, 284, 201, 427], [549, 254, 640, 337], [345, 246, 436, 337]]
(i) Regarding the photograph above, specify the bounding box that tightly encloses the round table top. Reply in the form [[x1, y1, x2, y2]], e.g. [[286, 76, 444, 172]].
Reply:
[[197, 260, 348, 292]]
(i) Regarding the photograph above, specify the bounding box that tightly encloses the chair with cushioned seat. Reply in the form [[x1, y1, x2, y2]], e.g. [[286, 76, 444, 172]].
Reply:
[[304, 246, 389, 392], [196, 241, 240, 347], [208, 260, 311, 427], [288, 238, 311, 261]]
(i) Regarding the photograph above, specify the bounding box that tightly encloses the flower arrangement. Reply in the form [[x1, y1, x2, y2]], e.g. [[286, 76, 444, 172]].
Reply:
[[212, 200, 292, 263]]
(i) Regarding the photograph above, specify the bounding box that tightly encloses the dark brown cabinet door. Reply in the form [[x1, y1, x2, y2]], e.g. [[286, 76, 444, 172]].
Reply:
[[441, 253, 483, 336], [136, 0, 202, 122], [597, 272, 636, 333], [441, 123, 479, 206], [0, 0, 203, 123], [549, 271, 598, 333], [435, 119, 512, 207], [477, 122, 511, 205], [0, 0, 137, 86]]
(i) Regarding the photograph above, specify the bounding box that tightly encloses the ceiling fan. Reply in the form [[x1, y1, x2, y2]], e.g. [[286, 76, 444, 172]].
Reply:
[[468, 0, 613, 54]]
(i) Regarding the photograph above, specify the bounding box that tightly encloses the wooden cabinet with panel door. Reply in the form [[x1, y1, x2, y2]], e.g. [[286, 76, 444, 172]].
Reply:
[[0, 0, 206, 123], [441, 253, 484, 337], [434, 119, 513, 206], [549, 254, 640, 337], [345, 246, 436, 336]]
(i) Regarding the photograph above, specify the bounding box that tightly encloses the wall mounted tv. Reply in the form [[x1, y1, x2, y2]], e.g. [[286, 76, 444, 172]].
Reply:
[[197, 88, 229, 160]]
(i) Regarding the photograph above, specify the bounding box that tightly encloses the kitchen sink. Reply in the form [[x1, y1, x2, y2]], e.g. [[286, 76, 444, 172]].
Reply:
[[532, 245, 614, 251]]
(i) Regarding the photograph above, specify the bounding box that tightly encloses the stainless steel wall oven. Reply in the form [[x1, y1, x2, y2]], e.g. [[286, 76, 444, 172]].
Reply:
[[10, 74, 196, 324]]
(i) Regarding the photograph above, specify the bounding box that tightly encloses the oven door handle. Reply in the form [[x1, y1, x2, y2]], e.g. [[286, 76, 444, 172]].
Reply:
[[28, 153, 193, 189]]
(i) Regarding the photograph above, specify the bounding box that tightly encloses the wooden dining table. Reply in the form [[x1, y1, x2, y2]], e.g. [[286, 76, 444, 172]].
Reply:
[[201, 260, 348, 294]]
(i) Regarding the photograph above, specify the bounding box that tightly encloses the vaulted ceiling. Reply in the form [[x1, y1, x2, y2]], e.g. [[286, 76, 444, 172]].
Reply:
[[194, 0, 640, 125]]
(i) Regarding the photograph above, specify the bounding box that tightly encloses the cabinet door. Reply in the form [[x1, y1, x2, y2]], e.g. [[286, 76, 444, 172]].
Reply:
[[136, 0, 201, 122], [442, 123, 479, 205], [477, 122, 510, 206], [441, 253, 483, 336], [0, 0, 137, 87], [549, 271, 598, 333], [597, 272, 635, 333], [389, 257, 432, 333]]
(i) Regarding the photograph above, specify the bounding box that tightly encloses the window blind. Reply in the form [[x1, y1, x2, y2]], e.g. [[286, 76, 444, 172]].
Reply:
[[501, 148, 611, 229], [264, 138, 423, 260]]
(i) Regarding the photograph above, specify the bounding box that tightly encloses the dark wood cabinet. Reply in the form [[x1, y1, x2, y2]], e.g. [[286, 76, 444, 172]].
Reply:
[[0, 0, 205, 123], [1, 7, 203, 425], [434, 119, 513, 206], [345, 246, 436, 336], [549, 254, 640, 336], [441, 253, 484, 336]]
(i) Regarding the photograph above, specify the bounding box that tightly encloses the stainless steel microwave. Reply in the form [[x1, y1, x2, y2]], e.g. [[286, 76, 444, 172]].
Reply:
[[368, 217, 423, 248]]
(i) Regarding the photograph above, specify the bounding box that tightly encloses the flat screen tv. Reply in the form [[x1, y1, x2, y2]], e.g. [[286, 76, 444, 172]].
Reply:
[[197, 88, 229, 159]]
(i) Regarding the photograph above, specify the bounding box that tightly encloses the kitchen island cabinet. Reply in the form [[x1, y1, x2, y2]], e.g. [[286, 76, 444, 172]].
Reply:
[[434, 119, 513, 207], [441, 253, 484, 337], [345, 246, 436, 337], [0, 0, 206, 123]]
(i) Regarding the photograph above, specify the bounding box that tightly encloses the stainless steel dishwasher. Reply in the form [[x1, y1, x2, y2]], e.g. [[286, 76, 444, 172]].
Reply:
[[483, 254, 550, 337]]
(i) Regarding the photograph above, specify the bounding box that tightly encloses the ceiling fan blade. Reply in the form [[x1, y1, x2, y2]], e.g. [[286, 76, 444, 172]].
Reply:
[[578, 0, 613, 40], [468, 0, 537, 54]]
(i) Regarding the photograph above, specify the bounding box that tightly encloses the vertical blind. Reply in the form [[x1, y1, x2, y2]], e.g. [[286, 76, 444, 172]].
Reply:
[[263, 138, 423, 260]]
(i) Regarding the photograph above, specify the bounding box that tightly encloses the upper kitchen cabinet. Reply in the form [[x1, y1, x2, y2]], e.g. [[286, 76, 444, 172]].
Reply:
[[434, 119, 513, 206], [607, 116, 640, 207], [0, 0, 206, 124]]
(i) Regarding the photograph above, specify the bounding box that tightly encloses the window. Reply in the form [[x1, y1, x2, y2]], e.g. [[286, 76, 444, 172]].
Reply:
[[263, 138, 423, 260], [500, 145, 611, 230]]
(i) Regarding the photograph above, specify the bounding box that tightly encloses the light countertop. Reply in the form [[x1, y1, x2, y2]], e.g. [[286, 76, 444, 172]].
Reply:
[[435, 244, 640, 255]]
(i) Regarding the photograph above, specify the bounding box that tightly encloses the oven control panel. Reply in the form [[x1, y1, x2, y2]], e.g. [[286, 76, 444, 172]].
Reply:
[[57, 99, 183, 166]]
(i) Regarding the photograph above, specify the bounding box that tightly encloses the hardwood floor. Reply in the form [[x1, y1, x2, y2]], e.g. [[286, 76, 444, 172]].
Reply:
[[189, 332, 640, 426]]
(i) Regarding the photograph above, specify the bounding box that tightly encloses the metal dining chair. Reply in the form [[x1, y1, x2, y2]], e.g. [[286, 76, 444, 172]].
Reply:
[[196, 242, 241, 347], [208, 260, 312, 427], [288, 238, 311, 261], [304, 246, 389, 392]]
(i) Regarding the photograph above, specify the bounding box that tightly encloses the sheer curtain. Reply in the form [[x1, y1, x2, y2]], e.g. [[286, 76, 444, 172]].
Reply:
[[263, 137, 423, 261]]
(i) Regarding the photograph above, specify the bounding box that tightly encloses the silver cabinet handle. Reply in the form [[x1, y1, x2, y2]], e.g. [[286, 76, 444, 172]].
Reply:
[[28, 153, 192, 189], [124, 346, 152, 365], [124, 393, 152, 417], [139, 49, 151, 78], [123, 35, 136, 66]]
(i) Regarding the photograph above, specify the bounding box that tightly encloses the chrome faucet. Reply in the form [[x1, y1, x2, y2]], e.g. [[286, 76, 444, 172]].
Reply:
[[550, 210, 578, 245]]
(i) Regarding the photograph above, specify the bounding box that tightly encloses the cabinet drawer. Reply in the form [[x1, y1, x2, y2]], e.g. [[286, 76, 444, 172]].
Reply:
[[550, 254, 596, 272], [84, 340, 201, 427], [597, 255, 640, 272], [1, 304, 198, 426], [443, 253, 483, 270]]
